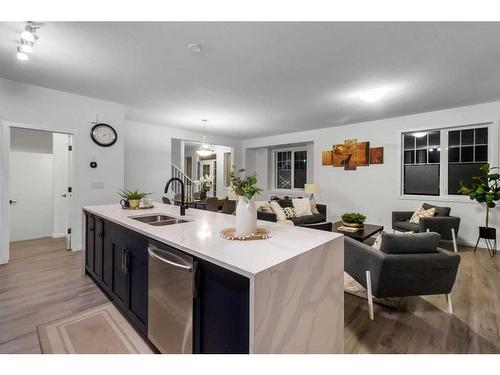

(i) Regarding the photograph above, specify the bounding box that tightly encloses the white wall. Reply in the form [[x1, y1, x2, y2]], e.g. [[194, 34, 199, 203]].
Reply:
[[0, 77, 125, 263], [243, 101, 500, 246], [124, 120, 242, 203]]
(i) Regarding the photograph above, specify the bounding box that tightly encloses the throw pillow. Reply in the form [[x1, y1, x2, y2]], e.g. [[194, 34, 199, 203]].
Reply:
[[380, 232, 440, 254], [292, 198, 313, 217], [255, 200, 273, 213], [270, 200, 287, 221], [310, 198, 320, 215], [409, 207, 436, 224], [372, 233, 383, 250], [283, 207, 297, 219]]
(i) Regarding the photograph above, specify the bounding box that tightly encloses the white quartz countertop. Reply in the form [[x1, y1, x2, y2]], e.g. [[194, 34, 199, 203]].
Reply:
[[83, 203, 343, 278]]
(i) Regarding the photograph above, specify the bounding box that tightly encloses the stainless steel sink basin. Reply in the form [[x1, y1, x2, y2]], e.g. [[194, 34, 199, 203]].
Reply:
[[130, 214, 190, 226]]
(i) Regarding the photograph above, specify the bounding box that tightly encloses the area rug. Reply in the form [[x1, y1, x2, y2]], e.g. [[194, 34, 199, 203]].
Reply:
[[344, 272, 403, 309], [37, 302, 154, 354]]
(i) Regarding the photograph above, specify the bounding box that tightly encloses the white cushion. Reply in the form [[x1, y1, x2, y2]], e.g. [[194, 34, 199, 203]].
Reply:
[[372, 233, 383, 250], [270, 200, 287, 221], [292, 198, 313, 217], [283, 207, 297, 219], [409, 207, 436, 224], [310, 198, 320, 215]]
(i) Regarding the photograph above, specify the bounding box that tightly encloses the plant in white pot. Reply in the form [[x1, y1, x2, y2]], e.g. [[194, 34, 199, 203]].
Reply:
[[230, 168, 263, 236], [194, 174, 214, 199]]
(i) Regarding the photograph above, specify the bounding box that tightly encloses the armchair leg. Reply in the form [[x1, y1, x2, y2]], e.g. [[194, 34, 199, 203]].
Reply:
[[446, 293, 454, 315], [366, 271, 374, 320], [451, 228, 458, 253]]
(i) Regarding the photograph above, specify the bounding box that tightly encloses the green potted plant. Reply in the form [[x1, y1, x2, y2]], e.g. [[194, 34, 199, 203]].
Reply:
[[341, 212, 366, 228], [458, 164, 500, 228], [229, 167, 263, 236], [118, 189, 151, 209]]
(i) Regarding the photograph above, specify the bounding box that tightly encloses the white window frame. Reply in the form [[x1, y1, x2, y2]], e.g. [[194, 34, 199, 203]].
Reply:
[[399, 121, 497, 203], [273, 146, 308, 191]]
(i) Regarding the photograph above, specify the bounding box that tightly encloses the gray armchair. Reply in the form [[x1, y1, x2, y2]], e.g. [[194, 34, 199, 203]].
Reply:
[[392, 203, 460, 251], [344, 232, 461, 320]]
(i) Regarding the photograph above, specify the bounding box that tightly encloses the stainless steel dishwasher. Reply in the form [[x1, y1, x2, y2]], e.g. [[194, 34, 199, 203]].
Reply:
[[148, 242, 196, 354]]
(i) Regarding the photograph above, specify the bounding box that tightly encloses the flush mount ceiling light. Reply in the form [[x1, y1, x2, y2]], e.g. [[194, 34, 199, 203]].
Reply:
[[16, 46, 29, 61], [188, 43, 202, 53], [196, 119, 214, 157], [357, 87, 389, 103]]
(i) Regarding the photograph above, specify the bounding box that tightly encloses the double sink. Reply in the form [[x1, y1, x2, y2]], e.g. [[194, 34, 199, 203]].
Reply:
[[130, 214, 190, 226]]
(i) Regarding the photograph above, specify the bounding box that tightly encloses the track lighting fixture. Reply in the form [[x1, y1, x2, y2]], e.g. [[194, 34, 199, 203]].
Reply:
[[16, 23, 40, 61]]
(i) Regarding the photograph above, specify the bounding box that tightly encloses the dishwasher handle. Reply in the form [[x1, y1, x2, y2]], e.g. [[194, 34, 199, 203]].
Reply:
[[148, 246, 193, 272]]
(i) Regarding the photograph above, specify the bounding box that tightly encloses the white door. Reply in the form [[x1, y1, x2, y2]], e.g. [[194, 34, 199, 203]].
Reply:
[[198, 160, 216, 197], [52, 133, 72, 248], [9, 152, 54, 241]]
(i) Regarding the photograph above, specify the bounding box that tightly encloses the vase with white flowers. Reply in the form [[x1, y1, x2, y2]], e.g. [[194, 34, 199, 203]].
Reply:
[[230, 167, 263, 236], [194, 174, 215, 199]]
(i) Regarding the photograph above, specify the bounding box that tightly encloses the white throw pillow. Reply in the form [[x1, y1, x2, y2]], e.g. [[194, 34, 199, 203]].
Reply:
[[292, 198, 313, 217], [409, 207, 436, 224], [310, 198, 320, 215], [270, 200, 287, 221], [372, 233, 383, 250], [283, 207, 297, 219]]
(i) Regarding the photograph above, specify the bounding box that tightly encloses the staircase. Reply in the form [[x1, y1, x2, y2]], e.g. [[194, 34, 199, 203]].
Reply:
[[168, 162, 196, 202]]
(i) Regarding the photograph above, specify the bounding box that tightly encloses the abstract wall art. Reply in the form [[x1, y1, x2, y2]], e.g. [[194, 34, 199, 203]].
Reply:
[[322, 139, 383, 170]]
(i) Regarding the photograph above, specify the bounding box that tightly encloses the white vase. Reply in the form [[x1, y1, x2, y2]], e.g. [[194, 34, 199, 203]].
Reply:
[[235, 196, 257, 236]]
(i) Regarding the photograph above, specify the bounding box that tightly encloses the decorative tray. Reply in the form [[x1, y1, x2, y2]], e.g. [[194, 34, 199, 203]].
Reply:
[[220, 227, 272, 241], [121, 205, 154, 210]]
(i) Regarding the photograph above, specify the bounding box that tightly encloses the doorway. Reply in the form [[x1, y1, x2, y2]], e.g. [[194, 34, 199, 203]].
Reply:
[[198, 160, 216, 197], [9, 127, 73, 249]]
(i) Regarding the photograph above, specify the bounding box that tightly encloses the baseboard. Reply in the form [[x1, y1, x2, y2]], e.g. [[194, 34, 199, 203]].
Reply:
[[52, 233, 66, 238]]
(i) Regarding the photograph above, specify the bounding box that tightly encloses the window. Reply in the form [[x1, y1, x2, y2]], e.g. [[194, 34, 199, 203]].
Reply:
[[448, 127, 488, 195], [403, 131, 440, 195], [275, 149, 308, 189], [402, 124, 490, 197]]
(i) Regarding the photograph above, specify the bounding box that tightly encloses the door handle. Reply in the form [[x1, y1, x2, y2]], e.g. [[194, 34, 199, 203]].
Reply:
[[147, 246, 192, 272], [62, 194, 67, 198], [122, 247, 129, 274], [9, 200, 17, 205]]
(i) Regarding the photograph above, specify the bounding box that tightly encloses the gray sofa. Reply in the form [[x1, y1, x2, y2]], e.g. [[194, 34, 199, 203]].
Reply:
[[344, 232, 461, 320], [392, 203, 460, 244], [257, 197, 327, 226]]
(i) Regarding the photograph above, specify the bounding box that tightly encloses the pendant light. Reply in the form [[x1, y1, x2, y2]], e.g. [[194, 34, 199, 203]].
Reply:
[[196, 119, 214, 157]]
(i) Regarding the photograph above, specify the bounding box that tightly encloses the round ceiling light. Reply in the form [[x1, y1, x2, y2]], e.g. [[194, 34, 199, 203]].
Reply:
[[188, 43, 202, 53]]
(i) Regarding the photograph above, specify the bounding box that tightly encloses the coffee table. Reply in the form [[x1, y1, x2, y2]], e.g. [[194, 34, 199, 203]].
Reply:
[[332, 221, 383, 242]]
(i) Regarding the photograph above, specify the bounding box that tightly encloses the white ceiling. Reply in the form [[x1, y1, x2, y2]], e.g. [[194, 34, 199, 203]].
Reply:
[[0, 22, 499, 138]]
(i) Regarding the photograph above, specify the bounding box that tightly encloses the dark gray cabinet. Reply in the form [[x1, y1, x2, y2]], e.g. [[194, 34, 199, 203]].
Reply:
[[85, 214, 148, 336], [85, 211, 250, 352]]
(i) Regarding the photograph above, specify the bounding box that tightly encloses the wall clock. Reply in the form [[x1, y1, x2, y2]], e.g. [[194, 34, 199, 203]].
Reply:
[[90, 123, 117, 147]]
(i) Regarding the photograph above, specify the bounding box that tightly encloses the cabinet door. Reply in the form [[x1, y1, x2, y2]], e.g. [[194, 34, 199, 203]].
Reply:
[[101, 220, 112, 290], [85, 214, 95, 274], [124, 232, 148, 335], [109, 224, 127, 309], [194, 259, 249, 354], [93, 217, 104, 280]]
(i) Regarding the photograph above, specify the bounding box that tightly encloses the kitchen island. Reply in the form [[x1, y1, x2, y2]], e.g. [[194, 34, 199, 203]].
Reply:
[[82, 203, 344, 354]]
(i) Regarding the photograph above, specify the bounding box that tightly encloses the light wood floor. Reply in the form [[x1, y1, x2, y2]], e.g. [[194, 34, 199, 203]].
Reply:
[[0, 238, 108, 353], [0, 238, 498, 354]]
